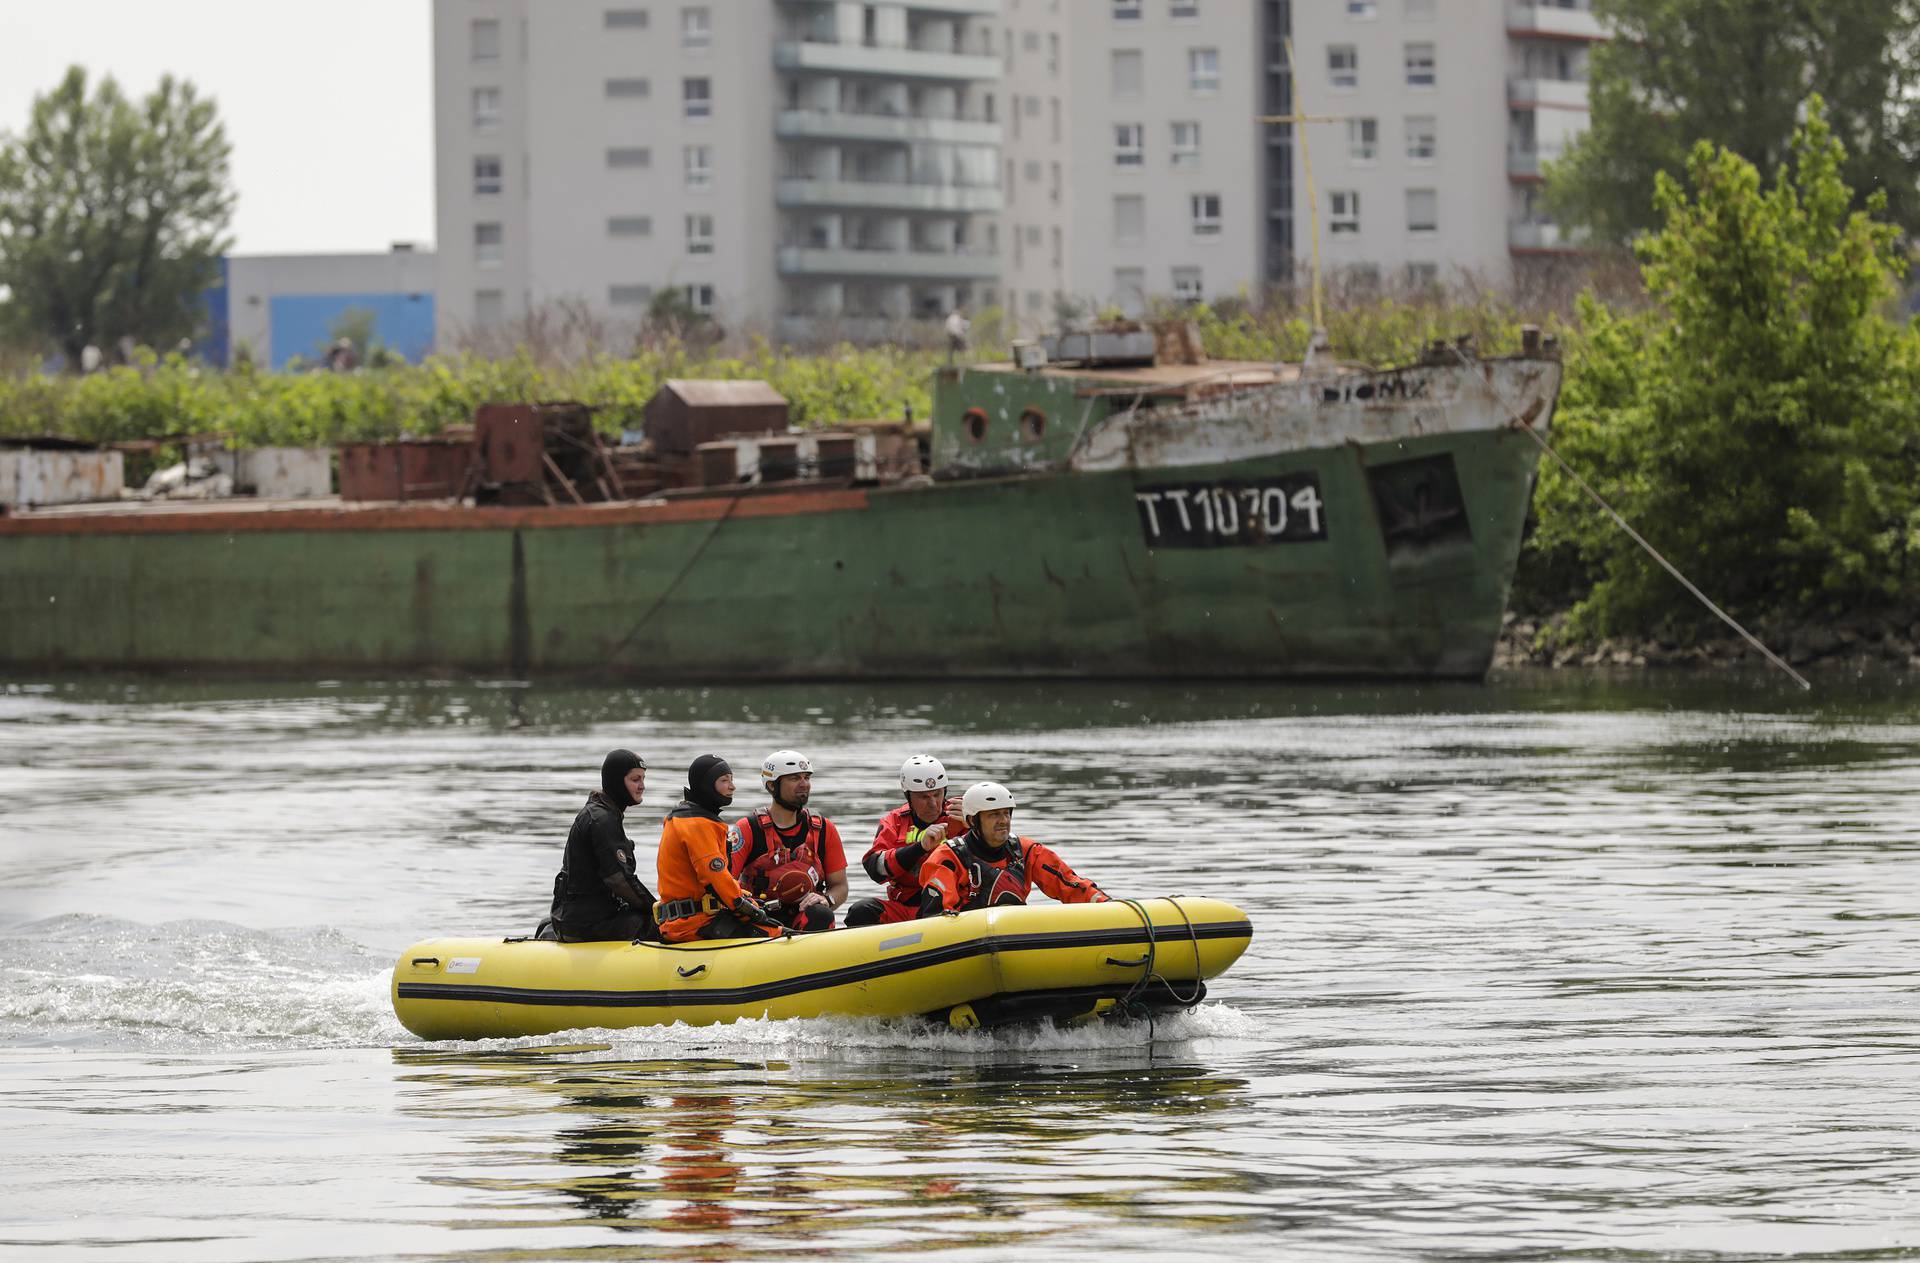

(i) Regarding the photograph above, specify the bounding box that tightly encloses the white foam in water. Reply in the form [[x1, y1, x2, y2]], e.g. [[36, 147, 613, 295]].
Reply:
[[0, 915, 409, 1051], [0, 915, 1266, 1056]]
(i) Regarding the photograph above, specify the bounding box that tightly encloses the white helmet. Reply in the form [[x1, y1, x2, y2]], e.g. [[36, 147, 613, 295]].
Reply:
[[900, 755, 948, 795], [961, 781, 1015, 820], [761, 749, 812, 788]]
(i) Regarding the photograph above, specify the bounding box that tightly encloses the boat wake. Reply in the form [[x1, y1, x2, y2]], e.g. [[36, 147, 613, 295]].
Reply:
[[0, 915, 1265, 1057]]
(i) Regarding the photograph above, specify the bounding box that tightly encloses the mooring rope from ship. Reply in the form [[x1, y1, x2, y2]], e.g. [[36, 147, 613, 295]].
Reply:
[[607, 490, 745, 656], [1453, 346, 1812, 691]]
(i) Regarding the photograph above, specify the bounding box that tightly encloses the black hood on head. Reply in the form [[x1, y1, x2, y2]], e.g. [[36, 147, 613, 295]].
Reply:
[[600, 749, 646, 809], [684, 754, 733, 812]]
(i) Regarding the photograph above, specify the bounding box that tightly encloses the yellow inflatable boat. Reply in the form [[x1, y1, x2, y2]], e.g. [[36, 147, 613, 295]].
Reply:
[[392, 896, 1252, 1040]]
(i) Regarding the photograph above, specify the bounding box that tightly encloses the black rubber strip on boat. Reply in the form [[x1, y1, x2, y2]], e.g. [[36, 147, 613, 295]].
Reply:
[[396, 918, 1253, 1010]]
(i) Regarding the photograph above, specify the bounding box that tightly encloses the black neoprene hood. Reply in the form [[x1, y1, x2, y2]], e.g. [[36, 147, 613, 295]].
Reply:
[[600, 749, 646, 808], [685, 754, 733, 811]]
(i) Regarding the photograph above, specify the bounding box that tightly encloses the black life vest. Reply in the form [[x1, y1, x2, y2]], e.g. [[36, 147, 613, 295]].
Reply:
[[738, 808, 828, 896], [950, 834, 1031, 910]]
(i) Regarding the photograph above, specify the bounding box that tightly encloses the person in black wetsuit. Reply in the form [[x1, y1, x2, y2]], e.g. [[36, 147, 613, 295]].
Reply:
[[547, 749, 660, 942]]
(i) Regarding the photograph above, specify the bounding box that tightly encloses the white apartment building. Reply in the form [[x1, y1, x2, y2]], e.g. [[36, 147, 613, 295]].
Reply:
[[1292, 0, 1603, 287], [433, 0, 1601, 349]]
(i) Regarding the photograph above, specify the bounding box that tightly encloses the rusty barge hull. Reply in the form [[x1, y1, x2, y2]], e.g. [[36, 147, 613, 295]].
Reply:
[[0, 357, 1557, 679]]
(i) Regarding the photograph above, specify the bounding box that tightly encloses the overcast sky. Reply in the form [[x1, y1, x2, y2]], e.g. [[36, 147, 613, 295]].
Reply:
[[0, 0, 436, 255]]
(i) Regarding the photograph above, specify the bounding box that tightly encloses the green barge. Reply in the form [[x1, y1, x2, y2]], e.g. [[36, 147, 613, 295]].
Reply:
[[0, 345, 1559, 679]]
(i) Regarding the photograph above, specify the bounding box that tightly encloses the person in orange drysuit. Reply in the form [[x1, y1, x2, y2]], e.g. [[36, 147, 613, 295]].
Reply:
[[844, 754, 967, 927], [917, 781, 1110, 915], [655, 754, 783, 942]]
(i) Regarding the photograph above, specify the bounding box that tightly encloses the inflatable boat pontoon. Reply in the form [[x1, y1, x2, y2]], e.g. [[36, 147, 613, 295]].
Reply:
[[392, 896, 1252, 1040]]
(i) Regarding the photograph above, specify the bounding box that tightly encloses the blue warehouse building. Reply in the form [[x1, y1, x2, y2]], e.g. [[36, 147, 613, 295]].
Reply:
[[208, 246, 439, 369]]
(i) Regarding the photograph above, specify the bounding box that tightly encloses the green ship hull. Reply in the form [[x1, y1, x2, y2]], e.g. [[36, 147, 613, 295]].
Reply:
[[0, 356, 1558, 679]]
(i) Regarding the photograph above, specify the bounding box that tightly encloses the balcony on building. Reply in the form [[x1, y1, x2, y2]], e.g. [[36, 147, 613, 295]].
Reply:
[[775, 176, 1004, 213], [1508, 77, 1591, 110], [774, 107, 999, 147], [1506, 142, 1566, 181], [774, 32, 1001, 82], [777, 245, 999, 281], [1508, 220, 1587, 253], [1507, 0, 1607, 42]]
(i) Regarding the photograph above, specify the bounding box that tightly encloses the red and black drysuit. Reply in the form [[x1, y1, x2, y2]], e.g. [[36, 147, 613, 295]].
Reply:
[[917, 832, 1109, 915], [727, 807, 847, 932], [845, 802, 963, 926]]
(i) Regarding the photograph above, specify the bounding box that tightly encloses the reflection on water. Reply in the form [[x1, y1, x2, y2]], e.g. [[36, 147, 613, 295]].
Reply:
[[391, 1044, 1256, 1258], [3, 670, 1919, 1260]]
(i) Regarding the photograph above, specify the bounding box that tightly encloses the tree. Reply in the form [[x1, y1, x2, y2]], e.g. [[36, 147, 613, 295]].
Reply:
[[0, 66, 234, 368], [1532, 101, 1920, 638], [1547, 0, 1920, 244]]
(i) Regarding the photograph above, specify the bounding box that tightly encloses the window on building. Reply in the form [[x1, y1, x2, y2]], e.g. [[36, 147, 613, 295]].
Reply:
[[471, 19, 500, 62], [1348, 263, 1381, 290], [1330, 191, 1360, 234], [474, 289, 505, 330], [472, 88, 501, 130], [609, 284, 653, 306], [1024, 158, 1042, 182], [684, 77, 712, 120], [1191, 193, 1222, 236], [1406, 115, 1437, 161], [608, 216, 653, 237], [1407, 188, 1438, 233], [686, 213, 714, 255], [1052, 226, 1063, 266], [1024, 225, 1043, 247], [1171, 120, 1202, 167], [474, 222, 503, 266], [1048, 33, 1060, 75], [1406, 261, 1439, 287], [1172, 266, 1204, 302], [1115, 123, 1145, 167], [1172, 0, 1200, 18], [1404, 0, 1435, 17], [473, 155, 503, 196], [1406, 42, 1436, 88], [1347, 118, 1377, 162], [1113, 0, 1142, 19], [681, 6, 711, 49], [1027, 290, 1046, 312], [1189, 48, 1221, 94], [1114, 268, 1147, 313], [605, 78, 650, 100], [685, 144, 713, 190], [1347, 0, 1376, 17], [605, 8, 649, 29], [1050, 96, 1062, 140], [684, 283, 715, 314], [1114, 194, 1146, 243], [1328, 45, 1358, 90], [1050, 160, 1063, 202], [607, 146, 652, 169], [1023, 30, 1040, 51], [1112, 49, 1144, 97]]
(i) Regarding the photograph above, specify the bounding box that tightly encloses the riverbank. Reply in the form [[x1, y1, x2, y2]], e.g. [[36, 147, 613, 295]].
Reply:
[[1496, 610, 1920, 672]]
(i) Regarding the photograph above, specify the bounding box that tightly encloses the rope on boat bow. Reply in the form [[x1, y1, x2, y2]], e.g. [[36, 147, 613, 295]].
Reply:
[[1116, 897, 1206, 1029]]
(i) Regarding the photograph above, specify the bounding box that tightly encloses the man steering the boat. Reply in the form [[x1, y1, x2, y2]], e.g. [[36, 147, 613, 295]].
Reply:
[[728, 749, 848, 933], [845, 754, 967, 927], [655, 755, 785, 942], [917, 782, 1110, 916]]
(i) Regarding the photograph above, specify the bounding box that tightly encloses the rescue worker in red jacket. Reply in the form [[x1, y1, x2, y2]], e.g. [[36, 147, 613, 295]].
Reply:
[[845, 754, 967, 927], [728, 749, 848, 933], [918, 782, 1110, 916], [656, 754, 783, 943]]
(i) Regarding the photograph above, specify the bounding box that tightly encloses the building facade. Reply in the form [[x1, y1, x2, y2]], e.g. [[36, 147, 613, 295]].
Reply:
[[431, 0, 1600, 348], [1290, 0, 1601, 288]]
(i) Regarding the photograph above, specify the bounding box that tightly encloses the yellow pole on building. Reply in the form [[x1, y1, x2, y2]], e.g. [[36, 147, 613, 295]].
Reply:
[[1256, 38, 1353, 338]]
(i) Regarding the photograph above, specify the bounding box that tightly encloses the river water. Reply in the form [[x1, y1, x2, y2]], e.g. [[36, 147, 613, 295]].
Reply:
[[2, 672, 1917, 1261]]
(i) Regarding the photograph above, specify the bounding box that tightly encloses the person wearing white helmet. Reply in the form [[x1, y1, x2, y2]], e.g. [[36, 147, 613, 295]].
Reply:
[[844, 754, 967, 927], [726, 749, 848, 932], [917, 781, 1109, 916]]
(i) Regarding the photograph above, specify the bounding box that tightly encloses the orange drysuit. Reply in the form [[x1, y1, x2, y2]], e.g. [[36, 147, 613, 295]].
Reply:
[[656, 803, 781, 942], [918, 833, 1109, 915]]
